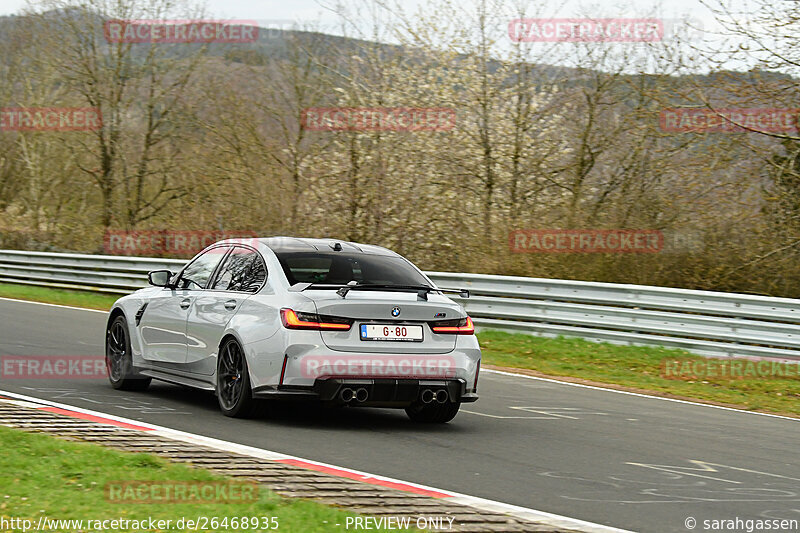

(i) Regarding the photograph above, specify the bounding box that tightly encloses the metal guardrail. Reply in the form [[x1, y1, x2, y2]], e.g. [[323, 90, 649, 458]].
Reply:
[[1, 249, 799, 361], [0, 250, 184, 293]]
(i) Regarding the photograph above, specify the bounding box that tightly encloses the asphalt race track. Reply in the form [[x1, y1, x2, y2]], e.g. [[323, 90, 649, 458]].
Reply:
[[1, 298, 798, 532]]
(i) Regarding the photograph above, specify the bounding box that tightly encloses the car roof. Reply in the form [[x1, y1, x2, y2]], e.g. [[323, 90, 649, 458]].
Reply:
[[255, 236, 399, 256]]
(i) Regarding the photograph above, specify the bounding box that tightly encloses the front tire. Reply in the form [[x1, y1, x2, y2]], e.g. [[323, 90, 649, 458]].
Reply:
[[106, 315, 151, 391], [405, 401, 461, 423], [216, 338, 260, 418]]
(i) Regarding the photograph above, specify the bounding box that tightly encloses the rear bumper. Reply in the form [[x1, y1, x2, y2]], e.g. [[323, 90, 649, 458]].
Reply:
[[253, 377, 478, 406], [244, 330, 482, 396]]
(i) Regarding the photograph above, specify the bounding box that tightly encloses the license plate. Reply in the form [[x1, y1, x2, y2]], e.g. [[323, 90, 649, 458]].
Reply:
[[360, 324, 423, 342]]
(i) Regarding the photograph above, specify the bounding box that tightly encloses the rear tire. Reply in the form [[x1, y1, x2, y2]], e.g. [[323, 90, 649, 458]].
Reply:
[[105, 315, 151, 391], [216, 338, 262, 418], [405, 401, 461, 423]]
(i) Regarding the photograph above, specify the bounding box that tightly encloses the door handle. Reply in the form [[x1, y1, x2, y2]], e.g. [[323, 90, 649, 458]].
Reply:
[[224, 299, 237, 311], [180, 298, 192, 310]]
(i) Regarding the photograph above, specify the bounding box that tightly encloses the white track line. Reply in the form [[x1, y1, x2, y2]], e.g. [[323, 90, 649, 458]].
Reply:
[[0, 388, 630, 533], [0, 296, 108, 314], [483, 369, 800, 422]]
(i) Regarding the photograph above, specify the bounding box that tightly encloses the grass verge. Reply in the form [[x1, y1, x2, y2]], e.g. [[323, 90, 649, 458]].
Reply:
[[1, 281, 797, 418], [0, 282, 119, 310], [0, 424, 393, 532]]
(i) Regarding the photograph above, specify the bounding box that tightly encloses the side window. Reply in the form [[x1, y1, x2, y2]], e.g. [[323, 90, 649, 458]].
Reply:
[[211, 247, 266, 293], [179, 247, 228, 289]]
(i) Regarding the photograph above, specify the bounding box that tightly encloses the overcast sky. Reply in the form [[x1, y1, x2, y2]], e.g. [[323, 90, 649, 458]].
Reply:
[[0, 0, 718, 26], [0, 0, 733, 71]]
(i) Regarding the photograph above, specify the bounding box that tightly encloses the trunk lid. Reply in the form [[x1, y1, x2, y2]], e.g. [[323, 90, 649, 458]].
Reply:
[[304, 290, 463, 353]]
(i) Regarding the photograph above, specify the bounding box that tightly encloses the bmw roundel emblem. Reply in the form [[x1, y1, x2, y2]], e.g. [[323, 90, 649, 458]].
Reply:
[[391, 306, 401, 317]]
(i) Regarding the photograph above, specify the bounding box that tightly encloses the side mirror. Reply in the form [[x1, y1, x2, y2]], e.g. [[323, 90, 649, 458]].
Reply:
[[148, 270, 172, 287]]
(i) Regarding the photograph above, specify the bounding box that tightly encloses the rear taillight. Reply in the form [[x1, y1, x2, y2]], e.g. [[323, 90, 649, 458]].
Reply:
[[280, 308, 352, 331], [431, 316, 475, 335]]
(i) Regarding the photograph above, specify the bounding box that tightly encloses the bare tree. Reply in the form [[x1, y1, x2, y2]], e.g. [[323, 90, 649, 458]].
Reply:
[[25, 0, 207, 229]]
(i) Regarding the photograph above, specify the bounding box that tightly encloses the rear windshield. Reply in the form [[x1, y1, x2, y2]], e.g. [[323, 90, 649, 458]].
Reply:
[[274, 251, 431, 287]]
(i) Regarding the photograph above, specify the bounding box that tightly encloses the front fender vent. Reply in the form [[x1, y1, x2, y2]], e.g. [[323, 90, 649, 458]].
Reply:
[[135, 303, 148, 326]]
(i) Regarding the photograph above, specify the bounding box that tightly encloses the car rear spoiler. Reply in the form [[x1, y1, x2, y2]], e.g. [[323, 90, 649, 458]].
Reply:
[[288, 283, 469, 300]]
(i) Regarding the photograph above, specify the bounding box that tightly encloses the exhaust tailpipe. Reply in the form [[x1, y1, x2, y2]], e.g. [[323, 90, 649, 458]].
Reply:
[[435, 389, 448, 404], [355, 388, 369, 402], [340, 388, 354, 402], [421, 389, 434, 404]]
